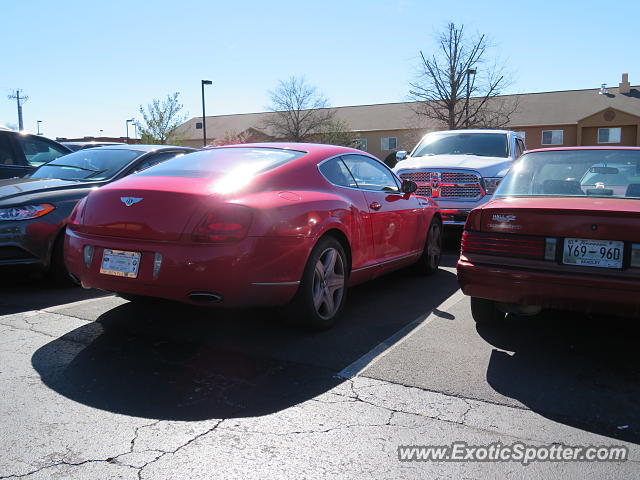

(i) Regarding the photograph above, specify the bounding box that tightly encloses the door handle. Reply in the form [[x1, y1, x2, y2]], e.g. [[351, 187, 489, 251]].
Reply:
[[369, 201, 381, 210]]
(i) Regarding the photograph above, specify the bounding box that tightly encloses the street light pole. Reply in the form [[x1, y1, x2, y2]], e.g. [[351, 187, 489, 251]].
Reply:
[[125, 118, 135, 143], [201, 80, 212, 147], [36, 120, 42, 135], [465, 69, 476, 129]]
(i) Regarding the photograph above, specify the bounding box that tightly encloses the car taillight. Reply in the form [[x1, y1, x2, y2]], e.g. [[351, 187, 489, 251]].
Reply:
[[461, 230, 545, 259], [67, 198, 87, 231], [464, 209, 482, 232], [191, 204, 253, 243]]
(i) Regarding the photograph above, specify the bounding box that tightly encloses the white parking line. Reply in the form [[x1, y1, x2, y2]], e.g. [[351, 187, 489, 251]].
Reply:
[[43, 294, 116, 313], [337, 289, 466, 379]]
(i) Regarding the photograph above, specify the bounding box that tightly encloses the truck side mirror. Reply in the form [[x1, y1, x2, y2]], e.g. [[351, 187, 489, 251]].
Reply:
[[396, 151, 407, 162]]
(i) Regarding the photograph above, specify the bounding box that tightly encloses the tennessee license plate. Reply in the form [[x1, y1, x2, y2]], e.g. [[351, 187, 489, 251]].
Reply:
[[562, 238, 624, 269], [100, 249, 141, 278]]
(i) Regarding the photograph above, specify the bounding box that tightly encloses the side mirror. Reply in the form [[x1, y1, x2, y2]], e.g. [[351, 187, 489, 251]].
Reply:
[[396, 151, 408, 162], [401, 179, 418, 194]]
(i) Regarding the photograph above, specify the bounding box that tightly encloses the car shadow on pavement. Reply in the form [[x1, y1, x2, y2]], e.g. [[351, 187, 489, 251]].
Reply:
[[31, 265, 459, 421], [479, 311, 640, 444], [0, 269, 109, 315]]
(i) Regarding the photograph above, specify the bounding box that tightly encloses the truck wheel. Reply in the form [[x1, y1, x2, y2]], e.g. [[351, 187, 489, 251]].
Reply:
[[470, 297, 505, 325]]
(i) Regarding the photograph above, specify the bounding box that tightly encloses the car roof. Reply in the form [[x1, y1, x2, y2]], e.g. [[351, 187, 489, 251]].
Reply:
[[62, 141, 125, 146], [425, 129, 513, 135], [525, 146, 640, 154], [204, 142, 365, 156], [90, 144, 196, 153]]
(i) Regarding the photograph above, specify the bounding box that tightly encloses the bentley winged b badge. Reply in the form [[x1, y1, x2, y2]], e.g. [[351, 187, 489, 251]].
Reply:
[[120, 197, 143, 207]]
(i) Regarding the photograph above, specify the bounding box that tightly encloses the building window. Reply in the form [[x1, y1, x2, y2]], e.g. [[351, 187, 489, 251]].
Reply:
[[381, 137, 397, 151], [541, 130, 563, 145], [358, 138, 368, 151], [598, 127, 621, 144]]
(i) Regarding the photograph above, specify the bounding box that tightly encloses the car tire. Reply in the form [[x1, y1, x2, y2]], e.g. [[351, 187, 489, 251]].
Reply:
[[282, 236, 348, 331], [470, 297, 506, 324], [414, 217, 442, 275], [48, 232, 74, 286]]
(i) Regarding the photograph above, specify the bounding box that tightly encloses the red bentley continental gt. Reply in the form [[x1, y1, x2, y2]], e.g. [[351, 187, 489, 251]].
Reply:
[[65, 144, 442, 330], [457, 147, 640, 324]]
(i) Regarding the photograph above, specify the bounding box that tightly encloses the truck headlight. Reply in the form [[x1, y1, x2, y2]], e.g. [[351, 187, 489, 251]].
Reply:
[[482, 178, 502, 195], [0, 204, 55, 221]]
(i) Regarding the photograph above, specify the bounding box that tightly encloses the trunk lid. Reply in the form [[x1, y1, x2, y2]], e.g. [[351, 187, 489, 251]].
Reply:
[[480, 196, 640, 242], [82, 176, 219, 241]]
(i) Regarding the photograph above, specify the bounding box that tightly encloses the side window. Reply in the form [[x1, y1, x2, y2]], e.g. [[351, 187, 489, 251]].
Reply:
[[15, 136, 68, 167], [318, 157, 358, 188], [341, 155, 400, 192], [0, 135, 20, 166], [133, 152, 187, 173]]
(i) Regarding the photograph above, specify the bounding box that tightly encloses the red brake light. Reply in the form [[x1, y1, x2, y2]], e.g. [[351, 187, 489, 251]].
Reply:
[[191, 204, 253, 243], [67, 198, 87, 231], [464, 209, 482, 232], [461, 230, 545, 259]]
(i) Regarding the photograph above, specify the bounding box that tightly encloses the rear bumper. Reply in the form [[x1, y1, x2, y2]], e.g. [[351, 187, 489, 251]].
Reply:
[[457, 257, 640, 317], [65, 230, 313, 308]]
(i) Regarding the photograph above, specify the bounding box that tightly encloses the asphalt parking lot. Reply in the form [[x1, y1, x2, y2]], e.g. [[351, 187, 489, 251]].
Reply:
[[1, 232, 639, 479]]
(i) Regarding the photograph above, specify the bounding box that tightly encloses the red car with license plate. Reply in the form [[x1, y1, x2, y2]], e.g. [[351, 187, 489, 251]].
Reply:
[[65, 143, 442, 330], [457, 147, 640, 323]]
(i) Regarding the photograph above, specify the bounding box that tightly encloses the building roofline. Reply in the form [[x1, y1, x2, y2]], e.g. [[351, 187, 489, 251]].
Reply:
[[188, 85, 640, 122]]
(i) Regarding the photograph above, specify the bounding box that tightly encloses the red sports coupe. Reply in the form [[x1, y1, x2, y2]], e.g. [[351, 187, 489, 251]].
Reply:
[[65, 143, 442, 330], [457, 147, 640, 324]]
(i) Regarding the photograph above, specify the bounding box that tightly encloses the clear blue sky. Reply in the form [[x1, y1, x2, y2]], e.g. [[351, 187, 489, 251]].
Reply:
[[2, 0, 636, 139]]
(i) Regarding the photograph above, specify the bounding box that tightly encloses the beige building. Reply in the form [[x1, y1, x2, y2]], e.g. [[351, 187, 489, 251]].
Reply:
[[175, 74, 640, 159]]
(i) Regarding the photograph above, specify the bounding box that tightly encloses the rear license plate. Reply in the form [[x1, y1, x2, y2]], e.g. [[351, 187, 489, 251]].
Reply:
[[562, 238, 624, 269], [100, 249, 141, 278]]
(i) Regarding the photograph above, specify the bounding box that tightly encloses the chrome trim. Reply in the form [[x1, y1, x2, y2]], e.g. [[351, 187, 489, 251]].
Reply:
[[352, 251, 421, 273], [251, 281, 300, 286]]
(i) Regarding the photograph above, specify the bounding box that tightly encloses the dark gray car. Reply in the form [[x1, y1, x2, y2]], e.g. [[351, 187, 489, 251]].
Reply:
[[0, 127, 72, 179], [0, 144, 195, 280]]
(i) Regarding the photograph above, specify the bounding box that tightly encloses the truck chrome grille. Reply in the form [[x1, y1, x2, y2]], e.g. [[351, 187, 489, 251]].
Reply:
[[399, 170, 483, 200]]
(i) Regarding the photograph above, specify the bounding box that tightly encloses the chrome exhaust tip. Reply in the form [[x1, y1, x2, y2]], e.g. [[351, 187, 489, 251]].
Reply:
[[188, 292, 223, 303]]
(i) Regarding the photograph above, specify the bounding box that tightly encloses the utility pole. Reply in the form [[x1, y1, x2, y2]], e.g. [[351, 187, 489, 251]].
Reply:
[[8, 89, 28, 131]]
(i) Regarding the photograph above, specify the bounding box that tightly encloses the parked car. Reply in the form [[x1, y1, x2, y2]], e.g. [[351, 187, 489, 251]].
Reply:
[[65, 143, 442, 330], [457, 146, 640, 324], [0, 126, 71, 179], [62, 141, 126, 151], [0, 144, 195, 281], [394, 129, 525, 225]]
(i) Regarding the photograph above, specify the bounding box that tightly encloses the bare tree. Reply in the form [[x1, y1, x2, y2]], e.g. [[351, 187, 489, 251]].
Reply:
[[409, 23, 518, 130], [138, 92, 188, 144], [264, 76, 337, 142], [212, 129, 261, 146], [315, 119, 356, 147]]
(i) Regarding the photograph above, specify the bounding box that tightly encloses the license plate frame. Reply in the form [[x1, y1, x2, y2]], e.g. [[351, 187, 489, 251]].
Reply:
[[562, 238, 624, 269], [100, 249, 141, 278]]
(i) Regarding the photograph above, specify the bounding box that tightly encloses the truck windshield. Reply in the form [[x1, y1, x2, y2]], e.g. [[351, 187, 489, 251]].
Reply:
[[413, 133, 508, 158]]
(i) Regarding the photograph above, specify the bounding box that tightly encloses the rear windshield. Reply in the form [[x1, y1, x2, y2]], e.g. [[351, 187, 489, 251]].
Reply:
[[136, 147, 306, 178], [413, 132, 508, 158], [30, 148, 141, 181], [495, 149, 640, 199]]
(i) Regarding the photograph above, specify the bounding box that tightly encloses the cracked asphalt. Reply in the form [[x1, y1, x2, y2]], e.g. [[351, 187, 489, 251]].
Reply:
[[1, 243, 639, 479]]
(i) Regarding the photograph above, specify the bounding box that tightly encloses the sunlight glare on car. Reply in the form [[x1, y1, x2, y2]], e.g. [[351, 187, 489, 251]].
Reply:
[[210, 159, 273, 194]]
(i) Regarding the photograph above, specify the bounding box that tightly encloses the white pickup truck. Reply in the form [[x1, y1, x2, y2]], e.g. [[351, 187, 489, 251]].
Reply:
[[393, 129, 526, 226]]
